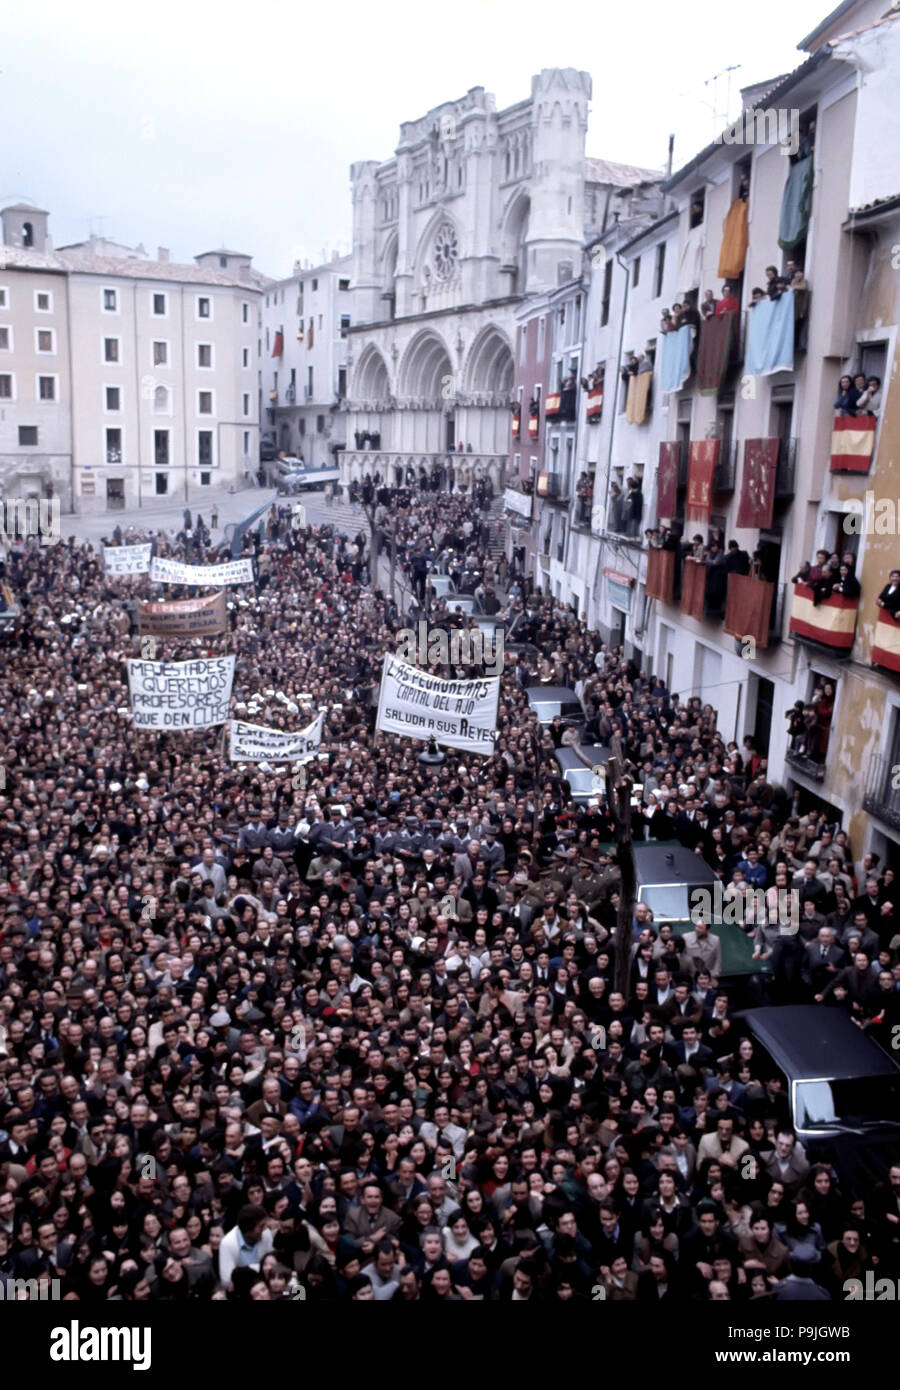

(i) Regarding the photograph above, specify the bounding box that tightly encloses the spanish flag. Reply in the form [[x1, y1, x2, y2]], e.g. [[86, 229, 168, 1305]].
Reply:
[[545, 393, 561, 419], [872, 610, 900, 673], [830, 415, 876, 473], [789, 583, 858, 651], [586, 388, 603, 420]]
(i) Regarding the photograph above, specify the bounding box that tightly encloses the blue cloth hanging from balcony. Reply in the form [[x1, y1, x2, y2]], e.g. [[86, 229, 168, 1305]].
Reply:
[[778, 155, 813, 251], [659, 324, 693, 393], [745, 289, 795, 377]]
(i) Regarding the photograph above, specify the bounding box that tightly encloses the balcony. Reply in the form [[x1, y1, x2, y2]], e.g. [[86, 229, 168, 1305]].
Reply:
[[723, 575, 786, 649], [830, 414, 877, 475], [788, 582, 858, 656], [504, 485, 533, 521], [645, 547, 675, 603], [339, 451, 508, 486], [863, 754, 900, 830], [268, 389, 278, 404], [785, 748, 826, 782], [774, 437, 796, 498], [285, 385, 296, 403], [676, 442, 689, 488], [545, 385, 578, 424], [872, 609, 900, 676], [575, 493, 593, 527], [537, 471, 569, 506]]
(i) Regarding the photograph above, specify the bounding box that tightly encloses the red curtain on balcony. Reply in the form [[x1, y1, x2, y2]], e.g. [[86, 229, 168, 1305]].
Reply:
[[657, 441, 679, 519], [872, 611, 900, 672], [736, 438, 779, 529], [680, 560, 706, 620], [717, 197, 749, 279], [696, 311, 737, 395], [830, 415, 876, 473], [271, 331, 284, 358], [686, 440, 718, 527], [789, 584, 858, 651], [645, 548, 675, 602], [724, 574, 774, 648]]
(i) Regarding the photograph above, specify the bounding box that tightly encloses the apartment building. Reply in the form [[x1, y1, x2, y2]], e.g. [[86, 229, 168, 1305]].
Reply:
[[546, 0, 900, 868], [503, 294, 552, 578], [258, 254, 352, 469], [0, 205, 266, 511]]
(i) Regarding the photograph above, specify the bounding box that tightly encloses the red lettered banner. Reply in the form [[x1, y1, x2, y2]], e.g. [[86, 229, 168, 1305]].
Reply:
[[736, 438, 779, 529], [657, 442, 679, 519], [830, 415, 876, 473], [687, 440, 718, 527]]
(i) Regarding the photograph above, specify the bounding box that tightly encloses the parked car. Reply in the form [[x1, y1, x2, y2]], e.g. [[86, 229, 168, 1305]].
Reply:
[[553, 744, 611, 805], [737, 1005, 900, 1179], [444, 593, 482, 617], [525, 685, 585, 730], [427, 574, 457, 600]]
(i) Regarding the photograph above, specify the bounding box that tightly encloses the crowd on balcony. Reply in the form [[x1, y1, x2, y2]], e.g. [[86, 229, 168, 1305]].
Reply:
[[580, 364, 604, 393], [791, 550, 861, 606], [353, 430, 382, 451], [608, 477, 644, 537], [785, 679, 835, 767], [833, 374, 882, 419]]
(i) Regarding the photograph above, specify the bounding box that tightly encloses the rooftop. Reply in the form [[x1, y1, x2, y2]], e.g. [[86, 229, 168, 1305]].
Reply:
[[0, 242, 263, 289], [585, 156, 665, 188]]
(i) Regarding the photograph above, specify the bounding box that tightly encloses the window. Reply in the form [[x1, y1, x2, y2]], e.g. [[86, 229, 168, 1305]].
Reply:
[[153, 293, 166, 315], [198, 390, 213, 414], [200, 471, 211, 486], [600, 260, 613, 327], [155, 473, 168, 495], [654, 242, 666, 299], [219, 255, 227, 269], [106, 386, 120, 411], [197, 297, 211, 318], [0, 327, 10, 350], [19, 426, 38, 445], [153, 384, 169, 413], [242, 431, 250, 456], [340, 315, 350, 337], [198, 430, 213, 466], [243, 393, 250, 415], [689, 189, 705, 228], [104, 337, 120, 363], [38, 375, 56, 400], [35, 290, 52, 312], [154, 430, 169, 465], [242, 347, 250, 367], [0, 374, 10, 397], [632, 256, 641, 288], [338, 278, 350, 292], [0, 288, 7, 309], [106, 428, 122, 462], [312, 278, 318, 291], [102, 288, 118, 312], [316, 414, 325, 433], [37, 328, 55, 353], [153, 341, 168, 365], [307, 366, 314, 396], [242, 303, 249, 323], [197, 343, 212, 368], [338, 367, 346, 398]]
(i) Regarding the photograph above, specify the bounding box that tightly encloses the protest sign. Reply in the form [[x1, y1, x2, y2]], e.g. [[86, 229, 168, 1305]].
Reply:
[[229, 710, 324, 763], [375, 655, 499, 754], [136, 592, 227, 637], [149, 557, 255, 586], [126, 656, 235, 729], [103, 543, 152, 576]]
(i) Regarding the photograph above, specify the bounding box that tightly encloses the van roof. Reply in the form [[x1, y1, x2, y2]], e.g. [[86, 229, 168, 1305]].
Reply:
[[553, 745, 610, 771], [743, 1005, 900, 1082], [525, 686, 581, 703], [633, 841, 717, 886]]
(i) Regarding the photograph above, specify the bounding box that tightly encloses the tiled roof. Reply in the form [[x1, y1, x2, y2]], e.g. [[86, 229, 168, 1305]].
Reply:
[[0, 243, 262, 289], [585, 157, 665, 187]]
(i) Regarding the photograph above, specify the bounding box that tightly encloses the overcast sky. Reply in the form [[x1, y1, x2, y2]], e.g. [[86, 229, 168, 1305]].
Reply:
[[3, 0, 830, 280]]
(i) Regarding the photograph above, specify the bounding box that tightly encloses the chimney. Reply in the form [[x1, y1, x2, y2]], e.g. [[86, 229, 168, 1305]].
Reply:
[[157, 247, 170, 262]]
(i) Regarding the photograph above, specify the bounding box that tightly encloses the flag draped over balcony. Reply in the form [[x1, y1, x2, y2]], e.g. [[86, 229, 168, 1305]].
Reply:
[[686, 440, 718, 527], [736, 437, 779, 529], [830, 415, 876, 473], [586, 387, 603, 420], [872, 611, 900, 672], [717, 197, 749, 279], [778, 155, 814, 251], [788, 583, 858, 651], [745, 289, 795, 376], [657, 442, 679, 519], [659, 325, 693, 393], [645, 547, 675, 603], [271, 331, 284, 358], [545, 392, 561, 419], [697, 311, 737, 394], [680, 560, 706, 620], [625, 367, 652, 424], [724, 574, 774, 648]]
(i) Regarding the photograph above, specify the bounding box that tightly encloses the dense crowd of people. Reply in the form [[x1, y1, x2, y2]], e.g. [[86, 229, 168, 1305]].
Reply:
[[0, 484, 898, 1303]]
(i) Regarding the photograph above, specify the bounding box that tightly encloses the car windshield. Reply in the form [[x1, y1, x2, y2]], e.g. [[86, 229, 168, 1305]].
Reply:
[[565, 767, 603, 796], [794, 1075, 900, 1128], [639, 883, 691, 920]]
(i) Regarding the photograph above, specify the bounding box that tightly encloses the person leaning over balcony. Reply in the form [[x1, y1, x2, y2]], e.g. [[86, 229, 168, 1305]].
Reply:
[[749, 286, 765, 307], [715, 284, 739, 318], [856, 375, 882, 416], [700, 290, 716, 320], [834, 374, 860, 417], [876, 570, 900, 620], [829, 563, 860, 600]]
